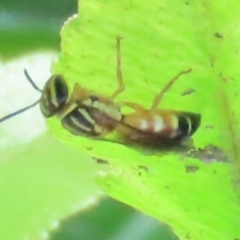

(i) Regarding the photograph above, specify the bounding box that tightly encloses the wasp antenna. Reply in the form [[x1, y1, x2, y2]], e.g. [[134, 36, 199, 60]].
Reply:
[[150, 68, 193, 111], [0, 100, 40, 123], [23, 69, 43, 93]]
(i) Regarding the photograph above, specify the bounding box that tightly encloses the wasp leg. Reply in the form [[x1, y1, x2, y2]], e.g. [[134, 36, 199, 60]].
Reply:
[[116, 101, 146, 113], [111, 35, 125, 100], [150, 68, 192, 111], [71, 83, 90, 103]]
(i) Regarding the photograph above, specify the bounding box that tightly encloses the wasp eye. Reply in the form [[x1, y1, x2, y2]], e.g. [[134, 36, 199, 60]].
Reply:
[[54, 75, 69, 106], [40, 75, 69, 117]]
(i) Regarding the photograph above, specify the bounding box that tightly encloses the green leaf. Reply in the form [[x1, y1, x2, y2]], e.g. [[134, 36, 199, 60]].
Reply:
[[49, 0, 240, 239], [0, 133, 98, 239]]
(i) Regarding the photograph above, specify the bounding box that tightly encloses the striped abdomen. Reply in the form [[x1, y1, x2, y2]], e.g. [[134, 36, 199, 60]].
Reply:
[[117, 109, 201, 142], [40, 75, 69, 117], [61, 96, 122, 137]]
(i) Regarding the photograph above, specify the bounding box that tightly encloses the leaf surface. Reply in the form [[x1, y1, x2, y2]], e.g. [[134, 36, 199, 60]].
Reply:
[[48, 0, 240, 239]]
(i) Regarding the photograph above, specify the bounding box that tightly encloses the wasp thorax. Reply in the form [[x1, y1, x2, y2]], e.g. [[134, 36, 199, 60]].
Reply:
[[40, 75, 69, 117], [61, 104, 98, 136], [61, 95, 122, 137]]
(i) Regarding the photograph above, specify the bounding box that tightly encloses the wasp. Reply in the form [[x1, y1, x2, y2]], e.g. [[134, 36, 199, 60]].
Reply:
[[0, 37, 200, 144], [0, 36, 125, 138], [115, 68, 201, 144]]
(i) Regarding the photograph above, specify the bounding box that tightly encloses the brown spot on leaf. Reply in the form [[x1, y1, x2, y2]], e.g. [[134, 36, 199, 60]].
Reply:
[[184, 144, 229, 163], [93, 158, 109, 165], [185, 165, 199, 173], [205, 125, 214, 129], [138, 165, 148, 172], [214, 32, 223, 38], [181, 88, 196, 96]]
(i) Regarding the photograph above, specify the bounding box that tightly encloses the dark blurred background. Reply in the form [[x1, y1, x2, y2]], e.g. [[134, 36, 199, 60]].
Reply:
[[0, 0, 77, 57], [0, 0, 179, 239], [51, 197, 179, 240]]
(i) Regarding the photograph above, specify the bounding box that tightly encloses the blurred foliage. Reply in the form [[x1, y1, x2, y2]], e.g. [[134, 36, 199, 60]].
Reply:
[[0, 0, 77, 58], [51, 198, 179, 240]]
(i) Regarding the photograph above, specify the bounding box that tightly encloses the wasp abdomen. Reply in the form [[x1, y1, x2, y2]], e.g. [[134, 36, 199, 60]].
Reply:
[[87, 96, 122, 128], [81, 96, 122, 135], [40, 75, 69, 117], [118, 110, 201, 142], [177, 112, 201, 140]]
